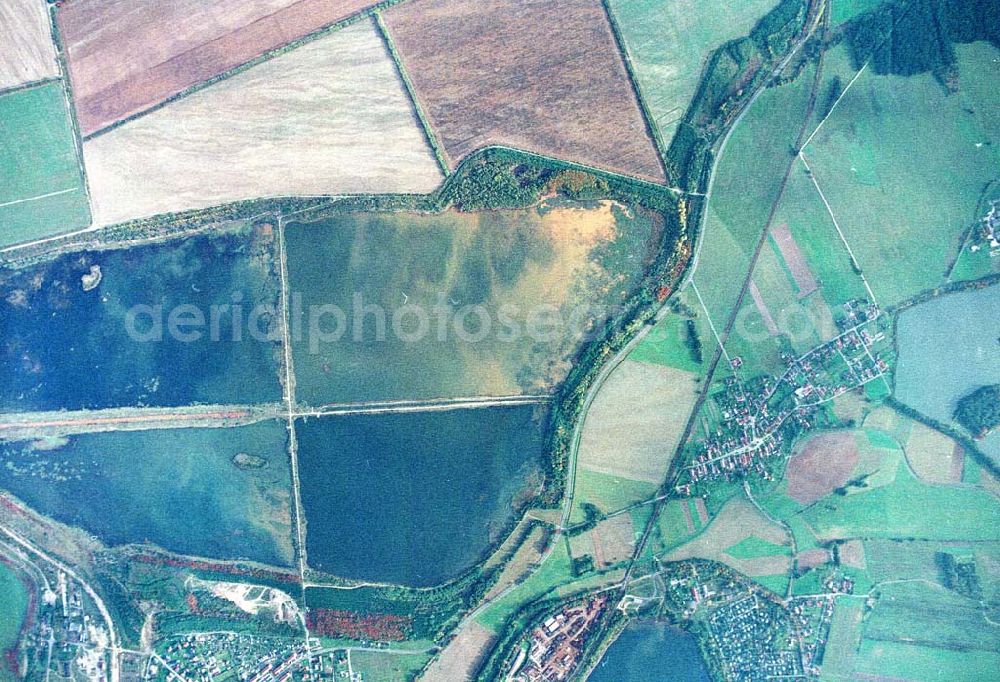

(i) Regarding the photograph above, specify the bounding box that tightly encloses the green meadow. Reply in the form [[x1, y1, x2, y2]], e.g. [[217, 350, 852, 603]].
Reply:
[[801, 43, 1000, 306], [608, 0, 778, 145], [690, 61, 816, 341], [0, 82, 90, 247], [0, 562, 29, 681]]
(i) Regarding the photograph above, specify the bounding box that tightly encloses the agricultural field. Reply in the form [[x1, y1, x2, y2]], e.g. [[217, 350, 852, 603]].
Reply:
[[689, 61, 816, 331], [800, 43, 1000, 306], [784, 431, 859, 504], [607, 0, 778, 144], [0, 422, 295, 567], [420, 621, 495, 681], [381, 0, 665, 182], [0, 82, 90, 248], [295, 406, 545, 586], [349, 651, 432, 682], [0, 0, 59, 90], [56, 0, 377, 135], [572, 359, 698, 518], [904, 421, 964, 484], [284, 199, 660, 405], [83, 19, 442, 226], [0, 225, 283, 412], [663, 497, 793, 586]]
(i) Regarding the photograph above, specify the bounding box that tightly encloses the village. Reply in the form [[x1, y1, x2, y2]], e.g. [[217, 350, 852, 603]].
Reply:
[[676, 299, 891, 495]]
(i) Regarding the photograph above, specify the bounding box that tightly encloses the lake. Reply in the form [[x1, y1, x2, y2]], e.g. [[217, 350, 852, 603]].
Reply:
[[0, 226, 282, 412], [296, 404, 546, 586], [588, 619, 711, 682], [0, 421, 295, 566], [895, 284, 1000, 459]]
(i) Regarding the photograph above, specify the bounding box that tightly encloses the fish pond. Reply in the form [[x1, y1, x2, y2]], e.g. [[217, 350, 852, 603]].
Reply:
[[894, 283, 1000, 459], [588, 619, 711, 682], [0, 421, 294, 566], [0, 226, 282, 412], [296, 404, 546, 586], [284, 200, 660, 405]]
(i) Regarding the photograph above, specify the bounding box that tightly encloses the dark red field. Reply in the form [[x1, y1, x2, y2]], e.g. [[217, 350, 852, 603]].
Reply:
[[383, 0, 666, 182], [56, 0, 375, 136]]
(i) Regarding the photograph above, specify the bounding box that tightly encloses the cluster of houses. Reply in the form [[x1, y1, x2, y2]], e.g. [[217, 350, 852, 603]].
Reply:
[[153, 635, 318, 682], [971, 200, 1000, 255], [678, 301, 889, 493]]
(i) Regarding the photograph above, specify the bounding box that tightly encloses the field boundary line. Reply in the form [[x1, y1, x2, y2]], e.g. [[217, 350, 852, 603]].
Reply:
[[0, 77, 62, 100], [374, 10, 452, 177], [277, 217, 309, 599], [601, 0, 671, 182], [0, 187, 78, 209], [800, 61, 868, 150], [798, 152, 879, 306], [689, 280, 732, 365]]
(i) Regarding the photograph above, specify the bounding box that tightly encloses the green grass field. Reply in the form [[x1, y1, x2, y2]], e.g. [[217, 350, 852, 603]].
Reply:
[[0, 562, 28, 681], [829, 0, 882, 25], [865, 582, 996, 653], [349, 651, 431, 682], [691, 61, 816, 332], [0, 82, 90, 247], [853, 639, 1000, 681], [629, 304, 704, 373], [802, 43, 1000, 306], [819, 598, 863, 680], [802, 454, 1000, 541], [724, 535, 792, 559], [570, 469, 657, 523], [608, 0, 778, 146]]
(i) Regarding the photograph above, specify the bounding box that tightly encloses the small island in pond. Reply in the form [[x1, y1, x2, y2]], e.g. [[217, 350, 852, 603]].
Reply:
[[954, 385, 1000, 437]]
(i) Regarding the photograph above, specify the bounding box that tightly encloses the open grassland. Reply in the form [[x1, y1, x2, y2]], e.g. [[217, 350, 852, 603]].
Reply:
[[571, 471, 657, 523], [0, 422, 295, 566], [286, 200, 659, 404], [57, 0, 377, 135], [853, 640, 1000, 682], [0, 0, 59, 89], [382, 0, 665, 182], [819, 598, 863, 680], [802, 43, 1000, 306], [350, 651, 432, 682], [801, 439, 1000, 541], [577, 360, 698, 483], [0, 82, 90, 247], [629, 298, 705, 373], [663, 497, 793, 580], [904, 421, 964, 484], [829, 0, 882, 25], [0, 562, 29, 682], [588, 514, 638, 568], [865, 581, 998, 653], [83, 19, 441, 226], [607, 0, 778, 144]]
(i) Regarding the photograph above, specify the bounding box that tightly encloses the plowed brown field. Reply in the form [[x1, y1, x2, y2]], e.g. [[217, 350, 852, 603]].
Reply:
[[382, 0, 665, 182], [57, 0, 376, 135]]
